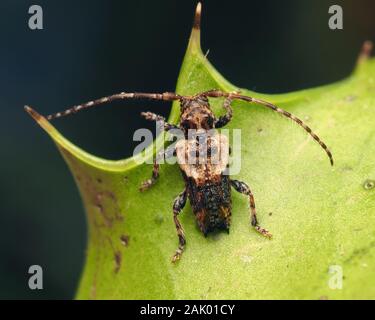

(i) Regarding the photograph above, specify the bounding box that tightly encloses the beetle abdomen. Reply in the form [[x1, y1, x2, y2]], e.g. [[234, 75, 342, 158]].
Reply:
[[186, 174, 232, 235]]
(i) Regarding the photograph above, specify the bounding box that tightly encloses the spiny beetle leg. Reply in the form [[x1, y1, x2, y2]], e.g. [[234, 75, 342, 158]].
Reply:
[[230, 179, 272, 239], [214, 97, 233, 128], [139, 159, 159, 192], [172, 189, 187, 263], [139, 146, 176, 192]]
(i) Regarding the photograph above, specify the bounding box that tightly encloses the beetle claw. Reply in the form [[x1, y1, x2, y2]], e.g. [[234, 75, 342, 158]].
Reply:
[[139, 179, 153, 192], [255, 225, 272, 239], [172, 252, 181, 263]]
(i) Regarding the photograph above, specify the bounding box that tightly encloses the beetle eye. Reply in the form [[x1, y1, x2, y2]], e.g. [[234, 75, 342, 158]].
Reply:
[[202, 116, 213, 128], [207, 116, 213, 126]]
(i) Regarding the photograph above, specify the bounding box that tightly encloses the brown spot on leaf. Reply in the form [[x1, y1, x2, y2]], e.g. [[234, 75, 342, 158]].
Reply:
[[154, 214, 165, 225], [363, 179, 375, 190], [341, 165, 353, 172], [345, 95, 357, 102], [58, 149, 126, 277], [344, 240, 375, 264], [114, 251, 122, 273], [120, 234, 130, 247]]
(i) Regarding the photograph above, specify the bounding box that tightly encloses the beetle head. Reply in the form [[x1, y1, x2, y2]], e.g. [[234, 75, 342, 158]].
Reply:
[[180, 96, 215, 133]]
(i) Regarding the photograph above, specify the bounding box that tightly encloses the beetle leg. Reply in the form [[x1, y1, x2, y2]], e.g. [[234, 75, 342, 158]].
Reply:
[[214, 97, 233, 128], [230, 179, 272, 239], [139, 156, 160, 192], [140, 112, 179, 132], [139, 146, 176, 191], [172, 189, 187, 263]]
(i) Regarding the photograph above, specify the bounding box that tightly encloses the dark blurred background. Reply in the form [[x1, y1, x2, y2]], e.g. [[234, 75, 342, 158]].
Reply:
[[0, 0, 374, 299]]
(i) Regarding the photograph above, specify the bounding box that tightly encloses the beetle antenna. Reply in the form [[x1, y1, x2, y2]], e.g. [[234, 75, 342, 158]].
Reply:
[[201, 90, 334, 166], [45, 92, 182, 120]]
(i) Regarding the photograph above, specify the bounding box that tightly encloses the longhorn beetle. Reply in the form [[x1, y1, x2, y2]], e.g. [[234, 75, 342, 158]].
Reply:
[[27, 89, 333, 262], [25, 3, 333, 262]]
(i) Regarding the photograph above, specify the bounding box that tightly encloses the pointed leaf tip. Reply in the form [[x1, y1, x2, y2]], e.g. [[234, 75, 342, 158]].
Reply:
[[24, 105, 56, 135], [193, 2, 202, 30], [187, 3, 202, 53], [24, 105, 43, 122], [357, 40, 373, 65]]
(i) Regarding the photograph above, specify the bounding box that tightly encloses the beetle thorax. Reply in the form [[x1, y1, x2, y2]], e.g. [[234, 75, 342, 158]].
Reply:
[[179, 98, 215, 135]]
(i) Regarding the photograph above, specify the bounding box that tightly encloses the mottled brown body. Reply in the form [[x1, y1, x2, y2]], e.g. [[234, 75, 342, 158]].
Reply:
[[176, 131, 231, 235], [175, 98, 231, 236]]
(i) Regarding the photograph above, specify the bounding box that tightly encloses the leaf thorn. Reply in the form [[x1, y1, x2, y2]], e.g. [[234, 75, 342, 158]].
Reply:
[[193, 2, 202, 30], [24, 105, 44, 122], [357, 40, 373, 65], [187, 2, 202, 53]]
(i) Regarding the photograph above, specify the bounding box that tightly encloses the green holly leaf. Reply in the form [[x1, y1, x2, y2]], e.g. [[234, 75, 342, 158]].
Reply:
[[26, 4, 375, 299]]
